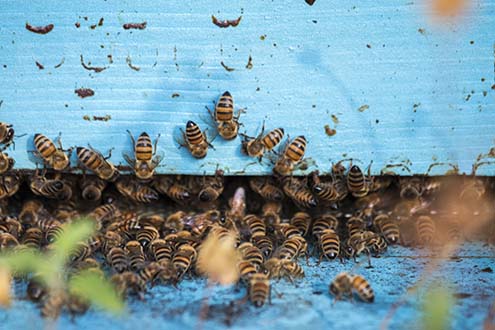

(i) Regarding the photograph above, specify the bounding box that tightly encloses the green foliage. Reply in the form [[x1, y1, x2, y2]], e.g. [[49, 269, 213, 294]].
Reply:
[[421, 283, 454, 330], [0, 217, 125, 316], [69, 270, 125, 315]]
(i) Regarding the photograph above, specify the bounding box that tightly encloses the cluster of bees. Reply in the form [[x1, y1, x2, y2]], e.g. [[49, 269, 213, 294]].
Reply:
[[1, 97, 494, 319]]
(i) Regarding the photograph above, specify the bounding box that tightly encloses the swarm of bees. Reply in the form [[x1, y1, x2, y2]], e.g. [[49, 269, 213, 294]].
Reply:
[[0, 97, 494, 319]]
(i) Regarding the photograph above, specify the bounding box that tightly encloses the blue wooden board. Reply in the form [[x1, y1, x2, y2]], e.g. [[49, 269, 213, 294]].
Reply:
[[0, 0, 494, 175], [1, 243, 494, 330]]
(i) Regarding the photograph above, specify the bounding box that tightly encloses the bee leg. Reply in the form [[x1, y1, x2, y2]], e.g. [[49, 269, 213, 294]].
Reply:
[[126, 130, 136, 151], [205, 106, 216, 120], [268, 286, 273, 305], [153, 134, 161, 155], [104, 148, 114, 160]]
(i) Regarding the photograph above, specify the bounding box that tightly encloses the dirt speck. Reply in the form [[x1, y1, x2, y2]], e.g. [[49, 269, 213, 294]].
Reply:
[[80, 55, 107, 73], [35, 61, 44, 70], [123, 22, 147, 30], [220, 61, 235, 72], [171, 93, 180, 98], [366, 44, 371, 49], [245, 55, 253, 70], [453, 293, 472, 299], [358, 104, 369, 112], [126, 55, 141, 71], [260, 35, 266, 41], [25, 22, 54, 34], [331, 114, 339, 124], [418, 28, 426, 35], [93, 115, 111, 121], [481, 267, 493, 273], [83, 115, 91, 121], [324, 125, 336, 136], [75, 22, 81, 28], [75, 88, 95, 98], [107, 54, 113, 64]]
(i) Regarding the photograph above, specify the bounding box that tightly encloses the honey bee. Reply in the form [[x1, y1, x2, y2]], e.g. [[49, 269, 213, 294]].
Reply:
[[22, 227, 43, 248], [398, 177, 424, 199], [79, 176, 107, 201], [310, 170, 346, 204], [249, 177, 284, 201], [136, 226, 159, 247], [0, 122, 14, 148], [346, 216, 366, 238], [373, 214, 400, 244], [0, 151, 14, 174], [45, 224, 65, 244], [33, 133, 71, 171], [0, 173, 20, 200], [238, 260, 257, 283], [290, 212, 311, 237], [30, 171, 72, 200], [251, 235, 273, 258], [317, 229, 341, 262], [125, 240, 146, 272], [263, 257, 304, 282], [172, 244, 197, 281], [41, 291, 67, 319], [139, 213, 165, 229], [347, 164, 373, 198], [459, 177, 486, 202], [115, 177, 159, 203], [124, 131, 162, 180], [76, 146, 120, 182], [162, 211, 186, 233], [281, 177, 318, 209], [102, 231, 124, 254], [416, 215, 435, 246], [244, 214, 266, 239], [67, 294, 90, 316], [0, 232, 19, 250], [329, 272, 374, 303], [69, 242, 92, 263], [153, 176, 192, 205], [277, 235, 307, 261], [150, 239, 174, 263], [198, 169, 224, 202], [275, 223, 302, 240], [0, 216, 22, 239], [27, 276, 47, 302], [312, 213, 339, 237], [241, 123, 284, 160], [273, 136, 307, 176], [238, 242, 264, 269], [178, 121, 212, 159], [111, 271, 146, 299], [138, 261, 164, 285], [207, 91, 244, 140], [107, 247, 128, 273], [90, 204, 121, 227], [262, 202, 282, 229], [248, 273, 271, 307], [227, 187, 246, 222]]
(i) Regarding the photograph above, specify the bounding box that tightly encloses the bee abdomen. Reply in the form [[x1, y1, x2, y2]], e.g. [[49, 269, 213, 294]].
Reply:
[[185, 121, 204, 145], [215, 91, 234, 121], [34, 134, 56, 158], [262, 128, 284, 150], [135, 133, 153, 161], [416, 215, 435, 245], [286, 136, 306, 162], [136, 226, 159, 248], [76, 147, 102, 169], [352, 275, 374, 303], [290, 212, 311, 237], [238, 261, 257, 282], [320, 229, 340, 260], [107, 247, 128, 273], [244, 214, 266, 238]]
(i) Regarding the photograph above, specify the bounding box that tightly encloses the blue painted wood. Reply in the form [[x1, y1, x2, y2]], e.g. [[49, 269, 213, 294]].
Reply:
[[0, 0, 494, 175], [1, 244, 494, 330]]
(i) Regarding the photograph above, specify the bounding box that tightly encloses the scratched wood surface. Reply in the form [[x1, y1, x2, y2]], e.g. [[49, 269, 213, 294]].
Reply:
[[0, 0, 494, 175]]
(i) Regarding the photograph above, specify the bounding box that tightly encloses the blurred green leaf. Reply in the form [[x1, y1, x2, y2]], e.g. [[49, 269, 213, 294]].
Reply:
[[421, 284, 454, 330], [68, 270, 125, 315], [50, 218, 95, 265], [0, 249, 45, 276]]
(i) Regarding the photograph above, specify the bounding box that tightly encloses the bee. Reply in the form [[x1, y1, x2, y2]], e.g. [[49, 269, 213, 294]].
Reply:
[[207, 91, 244, 140], [102, 231, 124, 254], [227, 187, 246, 222], [237, 260, 257, 283], [178, 121, 212, 159], [262, 202, 282, 229], [263, 258, 304, 282], [107, 247, 128, 273], [416, 215, 435, 246], [139, 213, 165, 229], [153, 176, 192, 205], [41, 291, 67, 319], [69, 242, 92, 263], [354, 193, 383, 224], [277, 235, 307, 261], [76, 146, 120, 182], [27, 276, 47, 302], [90, 204, 121, 228], [273, 136, 307, 176], [398, 177, 424, 199], [0, 216, 22, 238], [18, 200, 43, 226], [346, 164, 373, 198], [310, 170, 346, 204], [346, 216, 366, 238], [136, 226, 159, 248], [125, 240, 146, 272], [248, 273, 271, 307], [172, 244, 197, 281], [241, 123, 284, 160], [80, 176, 107, 201], [459, 177, 486, 202], [238, 242, 264, 269], [67, 294, 90, 316], [0, 122, 14, 148], [251, 235, 273, 259], [138, 261, 163, 285], [373, 214, 400, 244], [281, 176, 318, 209], [124, 131, 162, 180], [162, 211, 186, 233], [22, 227, 43, 248], [116, 212, 141, 238], [275, 223, 302, 240], [312, 213, 339, 237], [198, 169, 224, 202], [317, 229, 340, 262], [45, 224, 65, 244], [0, 173, 20, 200], [0, 151, 14, 174], [244, 214, 266, 239], [0, 232, 19, 251], [249, 177, 284, 201], [30, 171, 72, 200], [329, 272, 374, 303], [115, 177, 159, 203], [290, 212, 311, 237], [111, 272, 146, 299], [150, 239, 174, 263], [33, 133, 71, 171], [73, 257, 101, 272]]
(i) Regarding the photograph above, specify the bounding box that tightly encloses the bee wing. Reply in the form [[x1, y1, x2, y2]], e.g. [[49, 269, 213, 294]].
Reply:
[[122, 153, 135, 167], [152, 149, 165, 168]]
